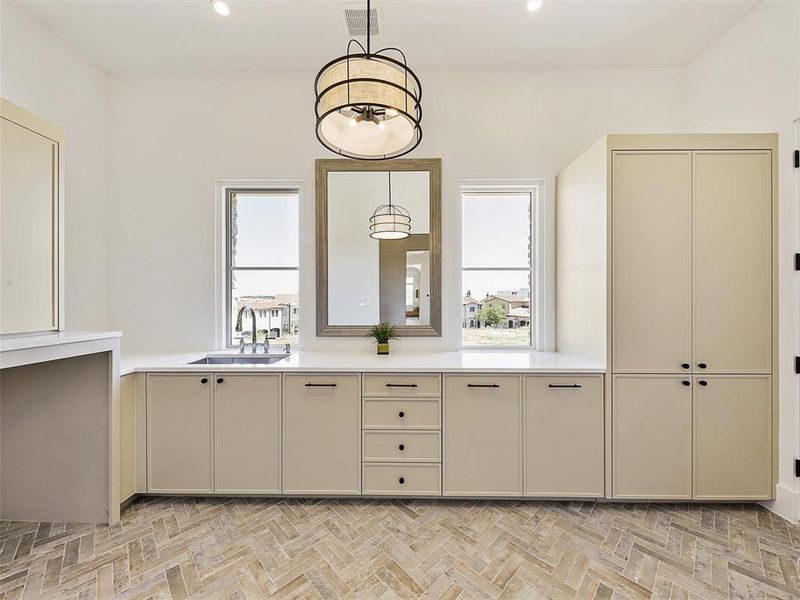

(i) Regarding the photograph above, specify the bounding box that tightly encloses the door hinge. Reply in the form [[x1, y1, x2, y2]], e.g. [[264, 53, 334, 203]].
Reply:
[[796, 253, 800, 271], [794, 149, 799, 168], [796, 356, 800, 374], [796, 458, 800, 478]]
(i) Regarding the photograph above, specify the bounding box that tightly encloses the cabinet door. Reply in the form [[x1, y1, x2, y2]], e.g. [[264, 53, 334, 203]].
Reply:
[[613, 376, 691, 499], [693, 151, 772, 373], [444, 375, 521, 496], [612, 152, 692, 373], [0, 118, 58, 334], [283, 374, 360, 494], [147, 374, 213, 493], [693, 376, 771, 500], [525, 376, 603, 497], [214, 374, 280, 494]]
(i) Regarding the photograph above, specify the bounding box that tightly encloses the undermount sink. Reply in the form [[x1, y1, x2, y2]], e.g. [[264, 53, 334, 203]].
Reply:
[[190, 355, 289, 365]]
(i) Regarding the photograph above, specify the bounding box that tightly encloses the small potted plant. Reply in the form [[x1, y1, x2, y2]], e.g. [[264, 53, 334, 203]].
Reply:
[[368, 322, 399, 355]]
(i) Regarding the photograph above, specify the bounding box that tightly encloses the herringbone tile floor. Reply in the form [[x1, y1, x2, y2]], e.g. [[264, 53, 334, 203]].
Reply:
[[0, 497, 798, 600]]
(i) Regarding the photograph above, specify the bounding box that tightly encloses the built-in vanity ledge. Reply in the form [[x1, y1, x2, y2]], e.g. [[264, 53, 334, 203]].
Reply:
[[120, 349, 605, 376]]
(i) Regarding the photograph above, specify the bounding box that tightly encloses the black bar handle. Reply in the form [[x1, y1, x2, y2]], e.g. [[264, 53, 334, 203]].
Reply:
[[385, 383, 418, 388], [548, 384, 582, 389], [681, 363, 690, 369], [699, 380, 708, 387], [305, 383, 337, 387], [467, 383, 500, 388], [682, 380, 691, 386]]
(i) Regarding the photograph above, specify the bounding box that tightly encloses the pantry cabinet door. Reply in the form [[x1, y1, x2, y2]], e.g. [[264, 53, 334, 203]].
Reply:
[[692, 151, 772, 374], [693, 376, 771, 500], [444, 375, 522, 496], [214, 374, 281, 494], [612, 151, 692, 373], [147, 374, 213, 494], [613, 376, 692, 499]]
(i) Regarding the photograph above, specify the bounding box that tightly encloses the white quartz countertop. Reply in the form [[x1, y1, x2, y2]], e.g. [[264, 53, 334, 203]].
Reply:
[[0, 331, 122, 352], [121, 350, 605, 376]]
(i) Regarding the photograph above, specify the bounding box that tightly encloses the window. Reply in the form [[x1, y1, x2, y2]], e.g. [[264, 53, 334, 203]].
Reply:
[[226, 188, 299, 347], [461, 185, 538, 347]]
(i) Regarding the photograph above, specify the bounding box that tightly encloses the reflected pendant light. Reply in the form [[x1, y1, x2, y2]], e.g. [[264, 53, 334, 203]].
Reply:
[[314, 0, 422, 160], [370, 171, 411, 239]]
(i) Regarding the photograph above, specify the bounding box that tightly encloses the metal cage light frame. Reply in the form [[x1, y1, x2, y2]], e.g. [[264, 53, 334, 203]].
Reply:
[[314, 0, 422, 160], [369, 171, 412, 239]]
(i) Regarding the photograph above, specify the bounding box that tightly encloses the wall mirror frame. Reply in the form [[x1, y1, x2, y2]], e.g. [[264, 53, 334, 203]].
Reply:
[[316, 158, 442, 337]]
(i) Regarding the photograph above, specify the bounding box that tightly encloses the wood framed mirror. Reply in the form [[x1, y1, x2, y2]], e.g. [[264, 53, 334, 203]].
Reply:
[[316, 158, 441, 337]]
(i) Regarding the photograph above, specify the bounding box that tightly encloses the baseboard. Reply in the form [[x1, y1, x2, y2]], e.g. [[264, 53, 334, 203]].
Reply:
[[760, 484, 800, 524]]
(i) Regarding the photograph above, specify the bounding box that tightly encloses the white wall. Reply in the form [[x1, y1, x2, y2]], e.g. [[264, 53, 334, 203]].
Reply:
[[683, 0, 800, 522], [107, 67, 682, 353], [0, 2, 110, 330]]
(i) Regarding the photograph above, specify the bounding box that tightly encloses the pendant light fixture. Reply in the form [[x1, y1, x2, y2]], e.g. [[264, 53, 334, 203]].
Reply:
[[314, 0, 422, 160], [369, 171, 411, 239]]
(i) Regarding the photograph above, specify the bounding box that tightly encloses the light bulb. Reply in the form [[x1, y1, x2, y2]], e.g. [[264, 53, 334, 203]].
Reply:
[[348, 117, 357, 128], [212, 0, 230, 16], [527, 0, 543, 12], [385, 108, 399, 117], [378, 121, 385, 130]]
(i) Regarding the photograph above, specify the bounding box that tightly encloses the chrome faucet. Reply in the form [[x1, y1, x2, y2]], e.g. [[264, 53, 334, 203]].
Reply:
[[235, 306, 258, 353], [263, 336, 270, 353], [284, 343, 291, 354]]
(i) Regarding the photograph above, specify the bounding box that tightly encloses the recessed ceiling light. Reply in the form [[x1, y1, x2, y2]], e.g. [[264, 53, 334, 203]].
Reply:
[[527, 0, 543, 12], [212, 0, 230, 16]]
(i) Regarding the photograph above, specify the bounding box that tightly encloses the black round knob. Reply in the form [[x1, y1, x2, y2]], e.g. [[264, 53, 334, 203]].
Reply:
[[682, 380, 690, 386], [398, 444, 405, 451], [398, 411, 405, 418], [398, 477, 405, 484], [699, 380, 708, 386], [681, 363, 690, 369], [200, 378, 208, 384], [216, 378, 224, 384], [698, 363, 707, 369]]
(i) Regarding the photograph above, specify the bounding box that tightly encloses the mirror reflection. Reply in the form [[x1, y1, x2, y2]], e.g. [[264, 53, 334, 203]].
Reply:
[[327, 170, 431, 327]]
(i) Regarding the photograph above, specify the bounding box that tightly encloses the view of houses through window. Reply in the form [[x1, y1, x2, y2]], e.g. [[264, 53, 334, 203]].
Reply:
[[228, 190, 299, 347], [461, 190, 533, 346]]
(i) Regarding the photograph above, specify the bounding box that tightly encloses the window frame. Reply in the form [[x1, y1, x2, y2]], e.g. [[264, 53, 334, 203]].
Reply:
[[459, 180, 548, 350], [215, 181, 303, 350]]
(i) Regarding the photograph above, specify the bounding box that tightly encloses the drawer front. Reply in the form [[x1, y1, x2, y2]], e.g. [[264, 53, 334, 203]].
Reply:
[[363, 398, 440, 429], [363, 463, 441, 495], [363, 430, 441, 462], [363, 374, 441, 397]]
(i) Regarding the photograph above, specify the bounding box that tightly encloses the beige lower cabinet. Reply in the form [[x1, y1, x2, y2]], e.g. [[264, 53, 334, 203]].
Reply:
[[613, 376, 692, 499], [283, 374, 360, 494], [693, 375, 771, 500], [147, 374, 213, 494], [214, 374, 281, 494], [443, 375, 522, 496], [525, 375, 604, 497]]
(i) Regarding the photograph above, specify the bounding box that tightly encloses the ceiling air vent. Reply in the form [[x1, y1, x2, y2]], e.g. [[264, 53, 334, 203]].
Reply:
[[343, 5, 379, 37]]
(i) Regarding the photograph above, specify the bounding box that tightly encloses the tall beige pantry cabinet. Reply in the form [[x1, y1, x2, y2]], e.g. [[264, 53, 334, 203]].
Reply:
[[556, 134, 778, 501]]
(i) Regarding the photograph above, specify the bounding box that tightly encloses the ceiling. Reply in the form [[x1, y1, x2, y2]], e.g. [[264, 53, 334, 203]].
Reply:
[[17, 0, 760, 72]]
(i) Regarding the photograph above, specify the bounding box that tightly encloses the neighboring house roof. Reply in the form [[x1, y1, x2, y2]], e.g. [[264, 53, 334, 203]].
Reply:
[[462, 295, 481, 305], [238, 294, 298, 311], [509, 307, 531, 318], [487, 294, 529, 303]]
